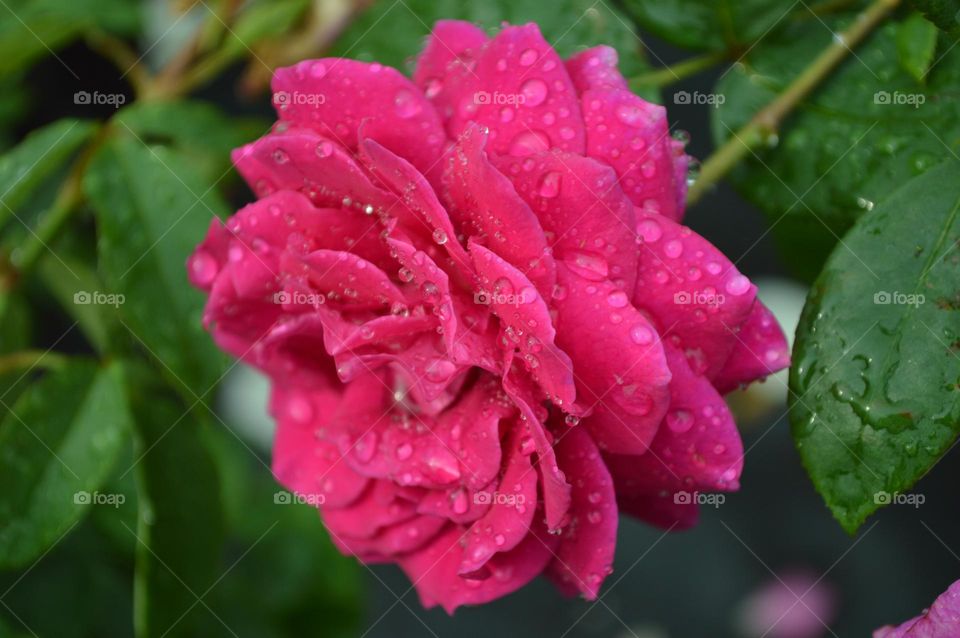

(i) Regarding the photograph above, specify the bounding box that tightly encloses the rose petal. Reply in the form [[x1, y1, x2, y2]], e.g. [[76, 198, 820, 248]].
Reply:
[[713, 300, 791, 394], [471, 240, 576, 409], [614, 490, 699, 531], [605, 342, 743, 494], [633, 211, 757, 381], [272, 59, 447, 183], [581, 89, 685, 221], [414, 20, 489, 127], [270, 385, 369, 509], [553, 264, 672, 454], [874, 579, 960, 637], [459, 426, 538, 575], [565, 46, 628, 93], [445, 23, 585, 156], [399, 523, 558, 613], [444, 125, 556, 295], [547, 426, 617, 599], [491, 149, 638, 293], [360, 137, 473, 275]]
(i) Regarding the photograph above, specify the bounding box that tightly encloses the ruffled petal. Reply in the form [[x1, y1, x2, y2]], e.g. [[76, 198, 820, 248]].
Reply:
[[471, 240, 576, 409], [459, 426, 537, 575], [444, 125, 556, 294], [414, 20, 489, 126], [502, 361, 571, 532], [553, 264, 672, 454], [444, 23, 586, 156], [272, 59, 447, 182], [713, 300, 791, 394], [270, 385, 369, 509], [633, 211, 757, 381], [491, 149, 638, 293], [565, 46, 628, 93], [581, 89, 686, 221], [874, 579, 960, 637], [360, 137, 473, 275], [547, 426, 617, 599], [605, 343, 743, 494], [399, 523, 558, 613], [614, 490, 699, 531]]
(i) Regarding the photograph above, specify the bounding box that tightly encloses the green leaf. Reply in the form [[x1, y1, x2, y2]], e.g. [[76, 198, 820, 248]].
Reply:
[[226, 0, 310, 55], [131, 393, 224, 638], [204, 427, 362, 638], [83, 134, 229, 395], [113, 101, 267, 185], [0, 0, 140, 78], [897, 11, 939, 82], [0, 359, 131, 568], [622, 0, 797, 52], [907, 0, 960, 36], [331, 0, 653, 79], [790, 159, 960, 534], [37, 229, 114, 354], [0, 119, 96, 225], [713, 12, 960, 280]]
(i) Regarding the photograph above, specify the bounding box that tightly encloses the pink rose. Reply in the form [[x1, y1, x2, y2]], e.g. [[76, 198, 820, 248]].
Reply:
[[188, 20, 789, 612], [874, 579, 960, 637]]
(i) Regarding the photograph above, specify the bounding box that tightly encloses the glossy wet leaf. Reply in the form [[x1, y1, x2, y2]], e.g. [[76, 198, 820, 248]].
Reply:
[[908, 0, 960, 37], [84, 135, 230, 395], [0, 119, 96, 222], [790, 160, 960, 534], [131, 392, 224, 638], [622, 0, 797, 51], [0, 359, 131, 568], [714, 12, 960, 279], [113, 101, 266, 185], [204, 427, 363, 638], [897, 12, 939, 82]]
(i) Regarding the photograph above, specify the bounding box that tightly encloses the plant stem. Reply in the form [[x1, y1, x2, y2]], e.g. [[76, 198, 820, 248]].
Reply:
[[629, 50, 730, 89], [687, 0, 901, 205], [0, 350, 68, 375]]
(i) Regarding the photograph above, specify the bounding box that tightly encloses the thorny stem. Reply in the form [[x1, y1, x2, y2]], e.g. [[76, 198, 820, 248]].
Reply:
[[686, 0, 901, 205]]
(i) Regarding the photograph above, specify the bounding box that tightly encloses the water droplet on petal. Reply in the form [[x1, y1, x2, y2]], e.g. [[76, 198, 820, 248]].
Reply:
[[519, 48, 538, 66], [538, 171, 561, 198], [520, 79, 548, 107], [666, 409, 693, 433], [394, 90, 421, 118], [509, 130, 550, 156]]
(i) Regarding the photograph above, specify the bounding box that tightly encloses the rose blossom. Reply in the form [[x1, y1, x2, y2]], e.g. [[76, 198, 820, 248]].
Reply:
[[874, 579, 960, 637], [187, 20, 789, 612]]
